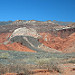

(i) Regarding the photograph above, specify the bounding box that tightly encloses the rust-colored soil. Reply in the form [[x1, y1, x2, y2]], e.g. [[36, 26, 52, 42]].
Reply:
[[31, 64, 75, 75], [0, 44, 9, 50], [2, 64, 75, 75], [2, 73, 17, 75], [6, 42, 36, 52]]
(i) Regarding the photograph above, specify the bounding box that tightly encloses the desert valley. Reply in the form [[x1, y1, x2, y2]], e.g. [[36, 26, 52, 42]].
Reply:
[[0, 20, 75, 75]]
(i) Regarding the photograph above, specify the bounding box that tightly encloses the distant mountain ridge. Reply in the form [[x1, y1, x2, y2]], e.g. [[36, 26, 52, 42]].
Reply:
[[0, 21, 13, 25], [52, 20, 73, 25], [0, 20, 74, 25], [0, 20, 75, 38]]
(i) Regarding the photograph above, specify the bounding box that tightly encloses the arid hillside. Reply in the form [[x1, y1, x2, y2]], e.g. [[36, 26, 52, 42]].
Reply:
[[0, 20, 75, 53], [0, 20, 75, 75]]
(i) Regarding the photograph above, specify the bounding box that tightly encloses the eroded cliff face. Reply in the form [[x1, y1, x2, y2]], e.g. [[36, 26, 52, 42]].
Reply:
[[49, 27, 75, 38], [49, 22, 75, 38]]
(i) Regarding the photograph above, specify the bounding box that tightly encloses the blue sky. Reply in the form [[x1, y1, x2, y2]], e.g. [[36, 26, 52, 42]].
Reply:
[[0, 0, 75, 22]]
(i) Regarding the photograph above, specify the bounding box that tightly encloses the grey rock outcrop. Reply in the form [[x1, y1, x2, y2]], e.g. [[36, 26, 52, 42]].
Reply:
[[10, 27, 40, 39]]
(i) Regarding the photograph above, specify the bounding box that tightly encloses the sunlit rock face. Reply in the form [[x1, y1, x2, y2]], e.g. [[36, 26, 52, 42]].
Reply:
[[10, 27, 41, 38]]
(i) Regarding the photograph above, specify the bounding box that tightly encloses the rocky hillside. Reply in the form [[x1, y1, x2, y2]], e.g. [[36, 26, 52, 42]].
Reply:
[[0, 20, 73, 25], [0, 20, 75, 53], [0, 27, 61, 53], [0, 20, 75, 38], [0, 21, 13, 25], [0, 20, 75, 75], [39, 32, 75, 53]]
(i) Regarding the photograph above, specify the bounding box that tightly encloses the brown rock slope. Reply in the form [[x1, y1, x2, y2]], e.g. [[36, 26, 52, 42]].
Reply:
[[39, 32, 75, 53], [63, 33, 75, 53]]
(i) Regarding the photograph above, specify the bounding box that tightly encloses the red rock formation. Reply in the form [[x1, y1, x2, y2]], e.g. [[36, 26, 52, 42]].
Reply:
[[6, 42, 36, 52], [0, 44, 10, 50], [39, 32, 75, 53], [0, 32, 75, 53], [62, 33, 75, 53], [39, 33, 64, 50], [0, 33, 11, 43], [0, 43, 36, 52]]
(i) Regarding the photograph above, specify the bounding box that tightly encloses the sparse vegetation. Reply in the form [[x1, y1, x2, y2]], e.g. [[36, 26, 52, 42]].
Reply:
[[0, 53, 9, 59], [36, 58, 64, 73], [0, 50, 75, 74], [0, 64, 31, 75], [68, 59, 75, 63]]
